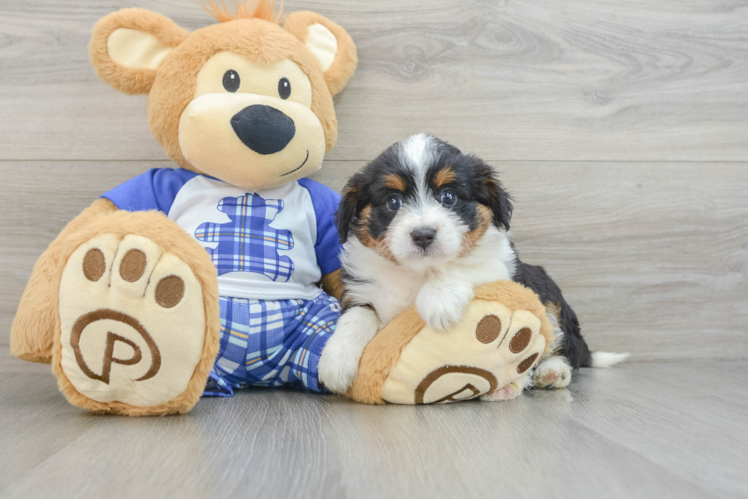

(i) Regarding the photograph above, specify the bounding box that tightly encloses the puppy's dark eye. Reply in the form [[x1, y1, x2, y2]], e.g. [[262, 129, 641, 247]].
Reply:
[[387, 195, 402, 211], [440, 189, 457, 206], [223, 70, 240, 92], [278, 77, 291, 99]]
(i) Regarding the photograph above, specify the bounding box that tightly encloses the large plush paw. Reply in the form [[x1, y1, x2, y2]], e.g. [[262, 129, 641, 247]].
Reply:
[[415, 281, 473, 331], [534, 355, 572, 389], [58, 234, 207, 409], [319, 308, 379, 395], [381, 295, 547, 405]]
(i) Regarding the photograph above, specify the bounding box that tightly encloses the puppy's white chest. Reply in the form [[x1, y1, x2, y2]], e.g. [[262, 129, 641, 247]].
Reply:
[[368, 271, 425, 323]]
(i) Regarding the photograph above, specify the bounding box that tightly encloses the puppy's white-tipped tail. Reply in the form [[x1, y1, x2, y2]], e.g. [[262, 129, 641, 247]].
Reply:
[[590, 351, 630, 368]]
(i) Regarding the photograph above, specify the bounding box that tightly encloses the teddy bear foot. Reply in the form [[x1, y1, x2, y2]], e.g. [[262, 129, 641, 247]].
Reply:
[[348, 280, 554, 405], [399, 307, 545, 405], [56, 234, 210, 415]]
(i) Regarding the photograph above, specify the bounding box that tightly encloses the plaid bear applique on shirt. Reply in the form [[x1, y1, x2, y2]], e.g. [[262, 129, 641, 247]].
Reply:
[[195, 193, 295, 282]]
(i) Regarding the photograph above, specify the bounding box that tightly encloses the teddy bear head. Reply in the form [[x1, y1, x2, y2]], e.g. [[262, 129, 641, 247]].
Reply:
[[90, 1, 357, 190]]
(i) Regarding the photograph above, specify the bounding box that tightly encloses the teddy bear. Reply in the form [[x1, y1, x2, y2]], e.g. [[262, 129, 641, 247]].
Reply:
[[10, 0, 550, 415], [11, 0, 356, 415]]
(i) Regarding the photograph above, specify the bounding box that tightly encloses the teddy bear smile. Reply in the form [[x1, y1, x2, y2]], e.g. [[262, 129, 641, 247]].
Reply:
[[280, 150, 309, 177]]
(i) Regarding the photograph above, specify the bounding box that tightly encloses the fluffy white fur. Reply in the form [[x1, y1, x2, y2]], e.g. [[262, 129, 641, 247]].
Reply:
[[318, 306, 381, 394], [342, 225, 516, 326], [591, 351, 630, 367]]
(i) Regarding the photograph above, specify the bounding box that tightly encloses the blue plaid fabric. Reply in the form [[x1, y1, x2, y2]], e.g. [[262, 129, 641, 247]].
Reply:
[[195, 193, 295, 281], [204, 293, 341, 397]]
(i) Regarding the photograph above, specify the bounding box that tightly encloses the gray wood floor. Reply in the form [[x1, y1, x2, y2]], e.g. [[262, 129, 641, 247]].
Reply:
[[2, 354, 748, 498], [1, 0, 747, 497]]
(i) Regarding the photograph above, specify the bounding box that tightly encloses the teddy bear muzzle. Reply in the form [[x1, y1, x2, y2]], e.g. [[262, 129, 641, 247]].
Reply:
[[178, 92, 326, 191]]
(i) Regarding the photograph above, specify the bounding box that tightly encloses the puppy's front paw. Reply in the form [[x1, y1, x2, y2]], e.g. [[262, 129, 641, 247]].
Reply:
[[416, 282, 473, 331], [480, 383, 517, 401], [481, 373, 532, 402], [318, 342, 360, 395], [318, 310, 377, 394]]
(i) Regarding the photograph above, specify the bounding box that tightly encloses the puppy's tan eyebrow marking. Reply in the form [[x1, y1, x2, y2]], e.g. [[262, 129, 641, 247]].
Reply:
[[434, 167, 456, 188], [384, 174, 406, 191]]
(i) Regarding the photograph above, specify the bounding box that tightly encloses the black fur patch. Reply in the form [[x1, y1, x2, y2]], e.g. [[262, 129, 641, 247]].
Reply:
[[511, 247, 593, 369]]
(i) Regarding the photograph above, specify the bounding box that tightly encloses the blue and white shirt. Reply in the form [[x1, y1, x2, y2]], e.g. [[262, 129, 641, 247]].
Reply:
[[102, 168, 342, 301]]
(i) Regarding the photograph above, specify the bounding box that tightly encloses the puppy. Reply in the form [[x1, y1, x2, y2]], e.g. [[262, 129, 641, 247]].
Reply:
[[318, 134, 627, 399]]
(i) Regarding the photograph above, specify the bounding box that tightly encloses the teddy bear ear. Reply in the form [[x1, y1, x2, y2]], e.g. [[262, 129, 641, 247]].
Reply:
[[90, 8, 189, 95], [284, 11, 358, 96]]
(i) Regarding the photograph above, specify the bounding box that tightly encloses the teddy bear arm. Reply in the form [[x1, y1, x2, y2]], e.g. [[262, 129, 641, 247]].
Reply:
[[10, 198, 118, 363]]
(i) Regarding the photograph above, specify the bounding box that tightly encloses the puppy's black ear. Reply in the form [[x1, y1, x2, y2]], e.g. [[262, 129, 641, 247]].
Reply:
[[473, 162, 513, 231], [336, 174, 364, 243]]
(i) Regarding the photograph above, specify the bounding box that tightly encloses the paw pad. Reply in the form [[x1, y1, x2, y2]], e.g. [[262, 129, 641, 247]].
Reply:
[[119, 249, 147, 282], [59, 234, 207, 407], [155, 276, 185, 308], [475, 315, 501, 344], [509, 328, 532, 353], [517, 352, 539, 374], [82, 248, 106, 281]]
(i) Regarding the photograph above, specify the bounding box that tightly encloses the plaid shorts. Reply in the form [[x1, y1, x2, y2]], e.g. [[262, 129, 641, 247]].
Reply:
[[203, 293, 341, 397]]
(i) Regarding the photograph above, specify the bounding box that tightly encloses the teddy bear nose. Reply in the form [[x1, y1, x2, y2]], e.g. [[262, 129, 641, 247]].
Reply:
[[230, 104, 296, 155]]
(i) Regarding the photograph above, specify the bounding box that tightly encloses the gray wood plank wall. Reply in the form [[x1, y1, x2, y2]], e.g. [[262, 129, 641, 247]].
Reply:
[[1, 0, 746, 361]]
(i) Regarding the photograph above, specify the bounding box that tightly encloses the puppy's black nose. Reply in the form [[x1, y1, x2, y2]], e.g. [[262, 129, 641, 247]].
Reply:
[[231, 104, 295, 155], [411, 227, 436, 249]]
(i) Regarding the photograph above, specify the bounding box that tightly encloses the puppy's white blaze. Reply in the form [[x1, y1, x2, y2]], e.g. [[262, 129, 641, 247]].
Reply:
[[401, 134, 439, 210], [398, 133, 435, 175]]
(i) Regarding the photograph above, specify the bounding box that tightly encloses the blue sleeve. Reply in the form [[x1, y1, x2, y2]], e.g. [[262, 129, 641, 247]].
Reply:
[[298, 178, 343, 276], [101, 168, 198, 214]]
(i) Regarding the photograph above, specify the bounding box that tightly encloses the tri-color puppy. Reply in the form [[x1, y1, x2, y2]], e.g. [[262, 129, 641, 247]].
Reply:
[[318, 134, 627, 398]]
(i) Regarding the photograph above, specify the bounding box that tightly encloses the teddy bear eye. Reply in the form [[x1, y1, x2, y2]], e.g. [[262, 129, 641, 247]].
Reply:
[[222, 70, 240, 92], [278, 77, 291, 99]]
